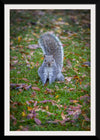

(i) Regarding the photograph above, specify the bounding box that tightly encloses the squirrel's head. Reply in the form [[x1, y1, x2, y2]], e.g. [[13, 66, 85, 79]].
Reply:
[[44, 55, 55, 67]]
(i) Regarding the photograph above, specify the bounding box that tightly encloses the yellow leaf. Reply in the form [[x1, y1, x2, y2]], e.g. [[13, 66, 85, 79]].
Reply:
[[65, 22, 69, 25], [35, 26, 39, 29], [46, 106, 49, 111], [18, 36, 22, 43], [58, 17, 63, 21], [22, 111, 26, 117], [56, 29, 62, 34], [30, 66, 34, 69], [70, 100, 78, 103], [27, 106, 32, 111], [41, 57, 44, 60], [55, 95, 59, 99], [32, 33, 39, 38]]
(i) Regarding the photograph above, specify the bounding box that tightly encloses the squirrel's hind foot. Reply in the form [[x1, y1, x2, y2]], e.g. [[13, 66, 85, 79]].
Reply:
[[57, 72, 64, 81]]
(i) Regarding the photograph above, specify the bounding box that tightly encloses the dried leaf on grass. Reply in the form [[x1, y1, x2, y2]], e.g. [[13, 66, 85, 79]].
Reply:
[[10, 83, 32, 90], [34, 118, 41, 125], [28, 44, 39, 49], [31, 86, 40, 91]]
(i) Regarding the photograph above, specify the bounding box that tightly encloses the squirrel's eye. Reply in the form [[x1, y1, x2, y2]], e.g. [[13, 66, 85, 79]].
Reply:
[[52, 59, 54, 62]]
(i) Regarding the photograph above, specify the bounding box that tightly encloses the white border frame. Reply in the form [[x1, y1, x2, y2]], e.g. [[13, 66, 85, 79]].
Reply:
[[4, 4, 96, 136]]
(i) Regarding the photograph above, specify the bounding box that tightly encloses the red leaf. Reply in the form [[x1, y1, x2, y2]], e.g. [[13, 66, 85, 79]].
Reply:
[[31, 87, 40, 91]]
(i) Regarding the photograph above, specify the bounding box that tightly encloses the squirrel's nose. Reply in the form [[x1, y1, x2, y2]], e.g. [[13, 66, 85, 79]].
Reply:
[[48, 62, 51, 67]]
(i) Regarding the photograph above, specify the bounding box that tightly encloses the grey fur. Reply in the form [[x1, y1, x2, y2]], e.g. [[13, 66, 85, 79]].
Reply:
[[38, 32, 64, 85]]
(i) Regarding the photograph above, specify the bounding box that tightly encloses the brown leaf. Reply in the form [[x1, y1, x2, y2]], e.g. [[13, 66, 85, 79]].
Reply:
[[32, 86, 40, 91], [31, 91, 36, 98], [65, 77, 73, 82], [61, 111, 66, 120], [66, 59, 72, 68], [36, 108, 55, 116], [22, 78, 29, 82], [79, 94, 89, 100], [10, 83, 25, 89], [82, 113, 90, 121], [27, 106, 33, 111], [70, 100, 78, 103], [68, 88, 75, 91], [11, 60, 18, 65], [27, 113, 36, 119], [23, 84, 32, 90], [45, 88, 54, 93]]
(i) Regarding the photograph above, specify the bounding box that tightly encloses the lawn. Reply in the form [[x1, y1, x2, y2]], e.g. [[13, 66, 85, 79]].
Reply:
[[10, 10, 90, 131]]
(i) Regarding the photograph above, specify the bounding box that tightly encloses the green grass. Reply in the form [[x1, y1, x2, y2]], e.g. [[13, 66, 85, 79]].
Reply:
[[10, 10, 90, 131]]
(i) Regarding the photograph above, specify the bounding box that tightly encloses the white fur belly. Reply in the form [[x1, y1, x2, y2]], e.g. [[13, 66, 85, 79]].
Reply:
[[44, 67, 53, 78]]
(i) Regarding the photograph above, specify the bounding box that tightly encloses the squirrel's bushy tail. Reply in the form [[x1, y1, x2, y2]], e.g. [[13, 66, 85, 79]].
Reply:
[[38, 32, 64, 69]]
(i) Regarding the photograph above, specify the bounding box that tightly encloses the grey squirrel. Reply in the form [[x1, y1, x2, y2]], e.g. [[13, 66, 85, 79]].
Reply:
[[38, 32, 64, 85]]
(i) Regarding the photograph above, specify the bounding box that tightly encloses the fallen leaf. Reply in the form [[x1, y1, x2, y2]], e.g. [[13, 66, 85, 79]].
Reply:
[[22, 78, 29, 82], [73, 67, 79, 73], [12, 60, 18, 65], [55, 95, 59, 99], [66, 104, 82, 120], [27, 113, 34, 119], [27, 113, 36, 119], [66, 59, 72, 68], [65, 77, 73, 82], [34, 62, 39, 67], [28, 44, 39, 49], [26, 101, 31, 105], [73, 75, 80, 80], [70, 100, 78, 103], [18, 36, 22, 43], [23, 84, 32, 90], [36, 108, 55, 116], [27, 106, 33, 111], [46, 106, 49, 111], [79, 94, 90, 101], [10, 114, 16, 120], [10, 83, 25, 89], [47, 120, 59, 124], [22, 126, 29, 131], [61, 111, 66, 120], [31, 86, 40, 91], [34, 118, 41, 125], [39, 100, 52, 103], [45, 88, 54, 93], [31, 91, 36, 98], [68, 88, 75, 91], [82, 61, 90, 67], [22, 111, 26, 117], [57, 17, 63, 21], [82, 113, 90, 121], [34, 101, 37, 107]]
